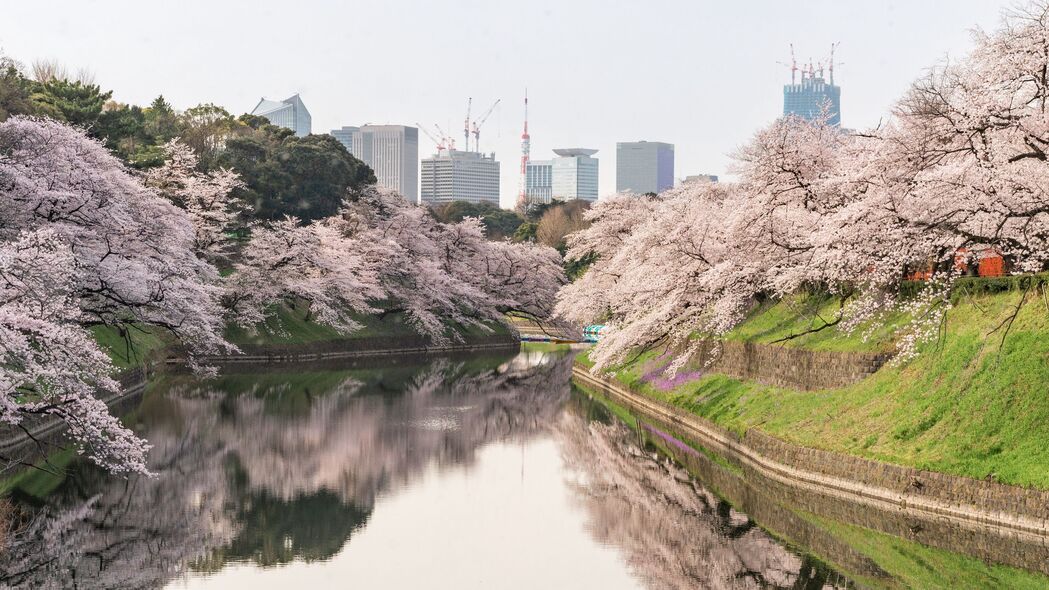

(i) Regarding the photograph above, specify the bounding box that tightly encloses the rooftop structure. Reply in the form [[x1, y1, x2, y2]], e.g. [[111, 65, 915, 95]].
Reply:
[[251, 94, 311, 137], [551, 148, 599, 202]]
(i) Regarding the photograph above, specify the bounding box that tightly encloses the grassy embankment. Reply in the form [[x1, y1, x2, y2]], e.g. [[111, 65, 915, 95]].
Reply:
[[575, 379, 1049, 589], [584, 278, 1049, 489], [91, 302, 512, 370]]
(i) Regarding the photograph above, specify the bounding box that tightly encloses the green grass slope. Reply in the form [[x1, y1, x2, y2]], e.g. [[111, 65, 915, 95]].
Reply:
[[597, 287, 1049, 488]]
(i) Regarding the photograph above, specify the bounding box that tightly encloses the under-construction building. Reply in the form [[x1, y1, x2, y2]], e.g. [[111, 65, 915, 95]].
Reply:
[[782, 45, 842, 126]]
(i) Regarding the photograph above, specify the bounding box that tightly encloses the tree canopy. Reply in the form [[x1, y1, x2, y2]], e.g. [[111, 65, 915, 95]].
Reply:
[[430, 200, 524, 240], [218, 125, 376, 222]]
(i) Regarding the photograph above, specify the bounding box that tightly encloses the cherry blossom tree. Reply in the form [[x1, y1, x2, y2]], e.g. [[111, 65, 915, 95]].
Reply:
[[332, 186, 567, 341], [0, 230, 149, 475], [0, 116, 229, 356], [560, 2, 1049, 370], [225, 216, 383, 334], [144, 139, 247, 263]]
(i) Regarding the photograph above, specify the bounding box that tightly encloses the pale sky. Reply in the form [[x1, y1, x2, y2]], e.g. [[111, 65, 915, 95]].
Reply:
[[1, 0, 1018, 207]]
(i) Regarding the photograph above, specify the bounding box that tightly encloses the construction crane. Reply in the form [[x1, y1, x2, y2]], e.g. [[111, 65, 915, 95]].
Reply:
[[463, 97, 472, 153], [470, 99, 500, 153], [828, 42, 842, 85], [434, 122, 456, 150], [777, 43, 799, 85], [417, 122, 446, 152]]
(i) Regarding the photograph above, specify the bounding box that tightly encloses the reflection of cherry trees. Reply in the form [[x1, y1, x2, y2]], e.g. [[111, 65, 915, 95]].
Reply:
[[0, 353, 573, 588], [199, 354, 572, 507], [0, 401, 236, 589], [556, 409, 844, 590], [2, 352, 846, 589]]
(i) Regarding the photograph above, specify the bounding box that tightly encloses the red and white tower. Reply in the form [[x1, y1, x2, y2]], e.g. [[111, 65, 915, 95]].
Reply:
[[517, 91, 530, 209]]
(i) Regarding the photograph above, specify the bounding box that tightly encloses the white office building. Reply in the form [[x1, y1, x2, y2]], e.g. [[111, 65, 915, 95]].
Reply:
[[251, 94, 311, 137], [525, 160, 553, 204], [331, 125, 419, 202], [420, 149, 500, 206], [551, 148, 599, 202]]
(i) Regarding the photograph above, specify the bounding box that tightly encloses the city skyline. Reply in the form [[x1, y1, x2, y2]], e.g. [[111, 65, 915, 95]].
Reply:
[[0, 0, 1016, 207]]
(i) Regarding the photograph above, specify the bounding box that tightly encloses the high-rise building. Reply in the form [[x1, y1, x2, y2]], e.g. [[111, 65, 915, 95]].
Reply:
[[420, 149, 500, 206], [616, 141, 674, 195], [525, 160, 553, 205], [551, 148, 599, 202], [331, 125, 419, 202], [251, 94, 311, 137], [783, 70, 841, 126], [331, 126, 358, 149]]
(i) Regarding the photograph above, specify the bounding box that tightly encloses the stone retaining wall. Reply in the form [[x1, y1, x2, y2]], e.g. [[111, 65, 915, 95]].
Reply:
[[572, 362, 1049, 564], [744, 429, 1049, 522], [640, 418, 1049, 576], [697, 340, 890, 391]]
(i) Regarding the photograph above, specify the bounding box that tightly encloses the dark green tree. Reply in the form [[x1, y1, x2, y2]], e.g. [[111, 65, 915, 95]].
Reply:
[[96, 102, 147, 161], [513, 221, 538, 242], [178, 103, 239, 169], [219, 122, 375, 222], [430, 200, 524, 240], [0, 56, 34, 121], [143, 95, 182, 142], [479, 208, 524, 240], [29, 78, 111, 128], [124, 95, 187, 167]]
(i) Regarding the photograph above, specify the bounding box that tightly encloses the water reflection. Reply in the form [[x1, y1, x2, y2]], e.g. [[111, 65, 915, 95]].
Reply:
[[2, 350, 847, 589], [557, 398, 844, 590]]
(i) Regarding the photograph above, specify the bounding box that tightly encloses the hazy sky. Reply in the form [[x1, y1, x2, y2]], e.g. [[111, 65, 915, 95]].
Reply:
[[1, 0, 1018, 207]]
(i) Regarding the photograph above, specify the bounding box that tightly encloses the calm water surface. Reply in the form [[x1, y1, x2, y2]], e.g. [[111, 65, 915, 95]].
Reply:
[[7, 349, 1035, 589]]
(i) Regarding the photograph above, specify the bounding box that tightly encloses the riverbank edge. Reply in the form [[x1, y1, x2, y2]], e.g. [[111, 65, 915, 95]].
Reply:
[[571, 361, 1049, 542], [182, 331, 520, 364], [0, 332, 520, 455]]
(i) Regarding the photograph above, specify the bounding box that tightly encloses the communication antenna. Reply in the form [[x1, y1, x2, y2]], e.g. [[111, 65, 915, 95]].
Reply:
[[518, 90, 530, 207]]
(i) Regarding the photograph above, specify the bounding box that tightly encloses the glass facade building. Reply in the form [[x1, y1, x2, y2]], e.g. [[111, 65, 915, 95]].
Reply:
[[331, 125, 419, 202], [783, 75, 841, 126], [420, 149, 500, 206], [551, 148, 599, 202], [616, 141, 674, 195], [250, 94, 312, 137]]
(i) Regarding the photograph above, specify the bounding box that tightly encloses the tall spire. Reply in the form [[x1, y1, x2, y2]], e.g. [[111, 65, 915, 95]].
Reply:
[[518, 90, 531, 208]]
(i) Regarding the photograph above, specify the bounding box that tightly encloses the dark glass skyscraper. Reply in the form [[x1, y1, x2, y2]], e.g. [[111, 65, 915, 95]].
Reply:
[[783, 74, 841, 126]]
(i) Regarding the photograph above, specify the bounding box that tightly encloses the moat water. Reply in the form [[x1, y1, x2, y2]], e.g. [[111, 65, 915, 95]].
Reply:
[[2, 349, 1046, 589]]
